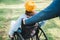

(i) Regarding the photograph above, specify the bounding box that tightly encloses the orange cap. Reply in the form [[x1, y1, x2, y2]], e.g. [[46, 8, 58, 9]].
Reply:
[[25, 1, 36, 11]]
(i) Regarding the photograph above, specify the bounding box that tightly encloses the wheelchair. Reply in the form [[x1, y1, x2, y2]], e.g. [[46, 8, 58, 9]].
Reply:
[[10, 26, 48, 40]]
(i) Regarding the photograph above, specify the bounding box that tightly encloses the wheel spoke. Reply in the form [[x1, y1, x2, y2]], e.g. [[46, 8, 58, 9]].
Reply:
[[39, 31, 42, 37]]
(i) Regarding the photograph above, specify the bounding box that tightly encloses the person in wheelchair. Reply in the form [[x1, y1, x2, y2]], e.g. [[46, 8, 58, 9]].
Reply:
[[8, 1, 46, 39]]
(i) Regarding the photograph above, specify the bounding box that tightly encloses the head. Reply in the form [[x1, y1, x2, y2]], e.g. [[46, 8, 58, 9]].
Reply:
[[25, 1, 36, 17]]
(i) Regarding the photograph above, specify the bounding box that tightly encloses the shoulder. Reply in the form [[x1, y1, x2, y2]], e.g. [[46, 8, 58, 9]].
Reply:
[[18, 14, 28, 19]]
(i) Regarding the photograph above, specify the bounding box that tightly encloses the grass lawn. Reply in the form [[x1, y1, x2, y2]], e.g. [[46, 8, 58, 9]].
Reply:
[[0, 0, 51, 5], [0, 0, 60, 40], [0, 8, 60, 40], [0, 8, 24, 40]]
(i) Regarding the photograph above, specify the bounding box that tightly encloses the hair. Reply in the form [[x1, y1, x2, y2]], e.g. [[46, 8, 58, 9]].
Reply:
[[25, 10, 35, 16]]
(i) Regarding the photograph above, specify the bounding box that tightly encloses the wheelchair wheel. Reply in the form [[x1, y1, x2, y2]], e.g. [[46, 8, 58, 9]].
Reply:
[[11, 32, 24, 40], [11, 27, 48, 40], [36, 27, 48, 40], [29, 27, 48, 40]]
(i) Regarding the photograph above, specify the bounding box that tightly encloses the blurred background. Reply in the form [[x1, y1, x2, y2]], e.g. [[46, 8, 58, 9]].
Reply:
[[0, 0, 60, 40]]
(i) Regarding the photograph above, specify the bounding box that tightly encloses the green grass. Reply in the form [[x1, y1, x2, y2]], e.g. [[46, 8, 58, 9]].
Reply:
[[0, 0, 54, 40], [42, 18, 60, 40], [0, 8, 24, 40], [0, 0, 23, 5], [0, 0, 51, 5], [0, 8, 60, 40], [0, 36, 3, 40]]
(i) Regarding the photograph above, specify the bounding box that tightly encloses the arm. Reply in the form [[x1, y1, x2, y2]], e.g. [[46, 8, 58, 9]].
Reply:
[[8, 14, 26, 36], [9, 17, 22, 36], [25, 0, 60, 25]]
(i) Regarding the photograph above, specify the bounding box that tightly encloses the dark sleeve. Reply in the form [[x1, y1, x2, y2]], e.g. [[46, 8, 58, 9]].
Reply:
[[25, 0, 60, 25]]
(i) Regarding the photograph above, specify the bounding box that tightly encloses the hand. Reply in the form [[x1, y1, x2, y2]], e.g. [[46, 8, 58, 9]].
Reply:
[[21, 18, 35, 26], [34, 23, 38, 27], [9, 35, 14, 38], [9, 34, 15, 40], [8, 32, 14, 38]]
